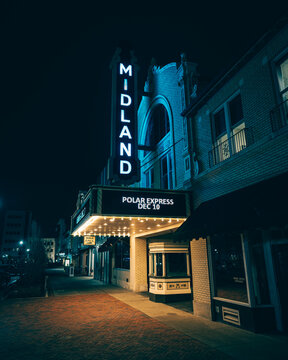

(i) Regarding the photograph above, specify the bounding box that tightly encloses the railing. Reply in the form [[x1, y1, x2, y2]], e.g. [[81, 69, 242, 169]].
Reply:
[[270, 99, 288, 132], [209, 128, 254, 167]]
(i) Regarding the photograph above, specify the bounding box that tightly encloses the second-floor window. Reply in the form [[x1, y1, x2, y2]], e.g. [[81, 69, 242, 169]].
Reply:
[[144, 104, 170, 156], [277, 55, 288, 103], [160, 152, 173, 189], [145, 167, 154, 188], [271, 54, 288, 132], [210, 93, 246, 165]]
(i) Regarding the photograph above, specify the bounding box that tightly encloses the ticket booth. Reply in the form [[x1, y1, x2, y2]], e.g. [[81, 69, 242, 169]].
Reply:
[[148, 240, 191, 302]]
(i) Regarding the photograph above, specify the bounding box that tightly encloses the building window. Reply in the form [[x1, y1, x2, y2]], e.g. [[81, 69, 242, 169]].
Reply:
[[210, 93, 250, 166], [183, 117, 188, 149], [184, 156, 190, 172], [115, 239, 130, 270], [145, 167, 154, 188], [144, 104, 170, 156], [160, 152, 173, 189], [150, 253, 163, 276], [211, 233, 248, 303], [271, 54, 288, 131], [277, 55, 288, 102], [248, 230, 270, 305]]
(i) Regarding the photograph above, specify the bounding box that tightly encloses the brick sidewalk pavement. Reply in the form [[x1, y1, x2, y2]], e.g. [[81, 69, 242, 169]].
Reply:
[[0, 292, 231, 360]]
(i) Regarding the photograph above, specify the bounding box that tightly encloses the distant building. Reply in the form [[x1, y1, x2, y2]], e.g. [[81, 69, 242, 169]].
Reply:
[[1, 211, 33, 262], [41, 238, 56, 263], [55, 218, 66, 254]]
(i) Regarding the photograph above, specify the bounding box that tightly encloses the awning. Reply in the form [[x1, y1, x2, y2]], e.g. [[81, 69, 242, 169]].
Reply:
[[175, 173, 288, 240]]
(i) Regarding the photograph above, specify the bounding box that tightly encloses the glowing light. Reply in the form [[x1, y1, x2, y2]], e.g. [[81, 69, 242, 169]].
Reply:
[[120, 160, 132, 174], [120, 143, 131, 157], [119, 63, 132, 76]]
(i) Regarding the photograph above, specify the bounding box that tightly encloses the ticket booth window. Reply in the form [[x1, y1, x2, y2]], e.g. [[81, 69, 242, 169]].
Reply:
[[150, 252, 189, 277], [150, 253, 163, 276], [156, 253, 163, 276], [166, 253, 187, 277]]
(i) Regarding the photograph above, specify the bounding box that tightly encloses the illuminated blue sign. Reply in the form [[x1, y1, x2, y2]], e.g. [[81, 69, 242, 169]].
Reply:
[[109, 49, 139, 185]]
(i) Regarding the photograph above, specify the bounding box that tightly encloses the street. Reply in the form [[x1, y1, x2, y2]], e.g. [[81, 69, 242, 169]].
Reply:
[[0, 268, 287, 360]]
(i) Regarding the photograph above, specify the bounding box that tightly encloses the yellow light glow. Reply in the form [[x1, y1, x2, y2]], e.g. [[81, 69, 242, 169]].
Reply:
[[72, 215, 185, 237]]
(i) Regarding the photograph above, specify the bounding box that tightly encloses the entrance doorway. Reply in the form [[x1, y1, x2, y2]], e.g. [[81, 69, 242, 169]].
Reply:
[[272, 243, 288, 331]]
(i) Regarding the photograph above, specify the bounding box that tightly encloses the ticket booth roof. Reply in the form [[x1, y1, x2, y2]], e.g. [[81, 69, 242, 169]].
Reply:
[[71, 215, 185, 237]]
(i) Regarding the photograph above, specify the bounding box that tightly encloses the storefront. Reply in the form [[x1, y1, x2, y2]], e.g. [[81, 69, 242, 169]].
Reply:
[[71, 185, 191, 301], [176, 173, 288, 332]]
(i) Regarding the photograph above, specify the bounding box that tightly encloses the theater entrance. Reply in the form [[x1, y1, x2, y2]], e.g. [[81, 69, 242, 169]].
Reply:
[[71, 185, 191, 300]]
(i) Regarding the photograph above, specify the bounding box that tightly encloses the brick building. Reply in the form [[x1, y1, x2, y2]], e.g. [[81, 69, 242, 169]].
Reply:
[[41, 238, 56, 264], [178, 19, 288, 332]]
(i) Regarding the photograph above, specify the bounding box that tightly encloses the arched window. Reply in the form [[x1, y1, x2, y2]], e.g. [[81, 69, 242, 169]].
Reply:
[[144, 104, 170, 155]]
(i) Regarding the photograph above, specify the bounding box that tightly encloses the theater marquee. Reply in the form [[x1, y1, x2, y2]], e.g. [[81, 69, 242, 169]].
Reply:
[[71, 186, 190, 237]]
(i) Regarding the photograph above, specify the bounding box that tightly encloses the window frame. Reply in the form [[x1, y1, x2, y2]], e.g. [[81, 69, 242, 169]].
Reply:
[[184, 155, 190, 173], [144, 104, 170, 157], [210, 233, 251, 306], [275, 52, 288, 102], [144, 167, 155, 189], [160, 152, 173, 190], [211, 91, 244, 142]]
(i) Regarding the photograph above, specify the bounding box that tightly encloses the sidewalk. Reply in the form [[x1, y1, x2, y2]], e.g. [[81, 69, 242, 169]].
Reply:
[[47, 268, 288, 360]]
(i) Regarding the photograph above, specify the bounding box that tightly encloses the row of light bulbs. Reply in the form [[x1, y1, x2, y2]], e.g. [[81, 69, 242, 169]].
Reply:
[[73, 216, 183, 237]]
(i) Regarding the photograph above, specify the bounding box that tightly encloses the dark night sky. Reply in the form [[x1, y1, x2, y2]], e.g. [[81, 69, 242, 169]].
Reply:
[[0, 1, 287, 235]]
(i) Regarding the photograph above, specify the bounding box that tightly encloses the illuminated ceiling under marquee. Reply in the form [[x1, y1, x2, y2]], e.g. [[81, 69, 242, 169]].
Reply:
[[71, 186, 190, 237], [73, 215, 185, 238]]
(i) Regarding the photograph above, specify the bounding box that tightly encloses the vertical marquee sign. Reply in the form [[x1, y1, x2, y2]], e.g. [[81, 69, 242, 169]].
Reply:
[[109, 48, 139, 185]]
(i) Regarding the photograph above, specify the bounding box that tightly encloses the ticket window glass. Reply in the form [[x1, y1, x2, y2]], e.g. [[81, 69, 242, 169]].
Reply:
[[166, 253, 187, 277], [150, 253, 188, 277], [150, 253, 163, 276]]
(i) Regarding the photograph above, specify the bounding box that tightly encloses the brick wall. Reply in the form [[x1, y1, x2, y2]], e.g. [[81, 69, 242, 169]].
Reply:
[[190, 238, 212, 319], [137, 62, 186, 190], [130, 236, 148, 292]]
